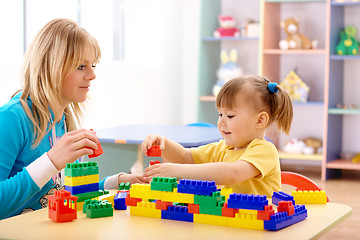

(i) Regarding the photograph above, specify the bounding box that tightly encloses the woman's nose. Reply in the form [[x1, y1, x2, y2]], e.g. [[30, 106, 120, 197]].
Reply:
[[86, 69, 96, 81]]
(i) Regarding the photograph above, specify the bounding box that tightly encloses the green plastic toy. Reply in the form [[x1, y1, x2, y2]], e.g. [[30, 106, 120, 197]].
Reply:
[[336, 26, 360, 55]]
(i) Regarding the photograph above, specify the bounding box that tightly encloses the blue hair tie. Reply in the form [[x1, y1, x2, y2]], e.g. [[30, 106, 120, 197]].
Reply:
[[267, 82, 278, 93]]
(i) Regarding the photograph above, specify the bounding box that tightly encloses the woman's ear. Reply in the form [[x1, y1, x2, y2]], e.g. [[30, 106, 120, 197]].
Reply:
[[256, 111, 269, 129]]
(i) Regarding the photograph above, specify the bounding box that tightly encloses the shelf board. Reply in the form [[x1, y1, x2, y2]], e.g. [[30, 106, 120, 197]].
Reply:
[[331, 1, 360, 6], [279, 152, 323, 161], [326, 159, 360, 170], [199, 96, 216, 102], [202, 36, 259, 41], [266, 0, 326, 2], [330, 54, 360, 60], [263, 49, 326, 54], [328, 108, 360, 114], [293, 101, 324, 106]]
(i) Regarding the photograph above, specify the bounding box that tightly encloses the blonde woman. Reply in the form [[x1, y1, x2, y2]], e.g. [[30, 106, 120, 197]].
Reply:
[[0, 19, 147, 220]]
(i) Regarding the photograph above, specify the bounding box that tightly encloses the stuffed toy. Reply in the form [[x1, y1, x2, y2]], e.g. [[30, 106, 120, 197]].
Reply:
[[336, 26, 360, 55], [213, 16, 240, 38], [279, 17, 318, 50], [212, 48, 243, 96], [283, 137, 322, 155]]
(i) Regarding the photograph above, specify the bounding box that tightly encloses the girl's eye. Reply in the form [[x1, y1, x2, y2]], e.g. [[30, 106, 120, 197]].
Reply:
[[218, 113, 223, 118], [227, 115, 235, 119]]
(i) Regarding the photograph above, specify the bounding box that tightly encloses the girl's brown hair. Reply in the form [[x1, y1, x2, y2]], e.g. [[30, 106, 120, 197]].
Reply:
[[216, 75, 293, 134], [17, 18, 101, 147]]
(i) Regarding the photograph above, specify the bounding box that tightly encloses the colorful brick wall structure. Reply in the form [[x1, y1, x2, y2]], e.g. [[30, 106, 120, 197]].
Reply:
[[64, 162, 107, 210], [126, 177, 309, 231]]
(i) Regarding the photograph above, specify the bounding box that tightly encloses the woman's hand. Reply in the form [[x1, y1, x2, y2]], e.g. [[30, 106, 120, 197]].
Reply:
[[141, 134, 167, 156], [47, 128, 99, 170]]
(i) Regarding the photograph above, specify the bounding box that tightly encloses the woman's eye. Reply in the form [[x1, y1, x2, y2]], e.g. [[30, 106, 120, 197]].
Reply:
[[92, 64, 96, 69], [78, 65, 86, 70]]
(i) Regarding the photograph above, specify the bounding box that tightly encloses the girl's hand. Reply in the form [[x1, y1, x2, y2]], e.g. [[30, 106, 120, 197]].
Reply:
[[141, 134, 167, 156], [143, 163, 178, 181], [47, 129, 99, 170], [118, 173, 149, 184]]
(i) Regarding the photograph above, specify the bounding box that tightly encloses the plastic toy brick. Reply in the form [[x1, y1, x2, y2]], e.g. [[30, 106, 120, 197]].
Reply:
[[160, 188, 195, 204], [149, 160, 161, 166], [220, 188, 234, 201], [83, 199, 104, 213], [272, 191, 295, 206], [119, 182, 131, 191], [188, 204, 200, 214], [129, 184, 162, 200], [194, 191, 225, 207], [130, 201, 161, 219], [277, 201, 295, 216], [199, 203, 224, 216], [73, 190, 106, 202], [227, 193, 268, 210], [161, 205, 194, 222], [155, 200, 173, 210], [228, 212, 264, 230], [194, 213, 228, 227], [64, 174, 99, 186], [65, 182, 99, 195], [257, 205, 275, 220], [177, 179, 217, 196], [147, 145, 162, 157], [88, 129, 104, 158], [99, 193, 116, 206], [86, 201, 113, 218], [48, 190, 78, 222], [292, 190, 327, 204], [125, 196, 142, 206], [222, 203, 239, 217], [264, 205, 307, 231], [64, 162, 99, 177], [114, 192, 128, 210], [151, 177, 178, 192]]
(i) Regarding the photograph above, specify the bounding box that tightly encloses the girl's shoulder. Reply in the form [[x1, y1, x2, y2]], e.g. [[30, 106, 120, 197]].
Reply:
[[248, 138, 277, 150]]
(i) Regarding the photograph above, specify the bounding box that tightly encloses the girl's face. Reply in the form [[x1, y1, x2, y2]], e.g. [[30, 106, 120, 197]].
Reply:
[[217, 91, 262, 149], [61, 47, 97, 108]]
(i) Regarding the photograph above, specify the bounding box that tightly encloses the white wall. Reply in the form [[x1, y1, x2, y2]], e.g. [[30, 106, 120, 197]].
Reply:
[[0, 0, 200, 129]]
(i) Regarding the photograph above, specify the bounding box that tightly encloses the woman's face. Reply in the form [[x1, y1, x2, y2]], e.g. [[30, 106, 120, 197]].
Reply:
[[61, 46, 97, 108]]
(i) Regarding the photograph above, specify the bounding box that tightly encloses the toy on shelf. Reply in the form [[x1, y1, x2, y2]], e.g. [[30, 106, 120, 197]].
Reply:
[[280, 69, 310, 103], [125, 177, 308, 231], [48, 190, 78, 222], [213, 16, 240, 38], [336, 26, 360, 55], [279, 17, 318, 50], [212, 48, 243, 96], [282, 137, 322, 155]]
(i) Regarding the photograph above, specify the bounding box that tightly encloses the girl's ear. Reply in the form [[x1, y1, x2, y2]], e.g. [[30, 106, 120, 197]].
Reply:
[[256, 111, 269, 129]]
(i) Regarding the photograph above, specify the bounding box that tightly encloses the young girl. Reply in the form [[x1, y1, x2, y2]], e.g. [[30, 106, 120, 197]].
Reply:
[[0, 19, 147, 220], [142, 75, 293, 197]]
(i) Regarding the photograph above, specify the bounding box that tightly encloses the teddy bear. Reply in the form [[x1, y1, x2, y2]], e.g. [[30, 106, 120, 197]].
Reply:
[[212, 48, 243, 96], [279, 17, 318, 50], [213, 16, 240, 38]]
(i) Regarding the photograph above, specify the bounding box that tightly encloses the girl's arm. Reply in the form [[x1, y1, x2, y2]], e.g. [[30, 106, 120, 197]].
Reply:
[[141, 134, 194, 164], [143, 160, 260, 185]]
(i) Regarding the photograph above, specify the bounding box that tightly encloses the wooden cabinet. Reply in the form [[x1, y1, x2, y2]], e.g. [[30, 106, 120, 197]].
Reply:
[[198, 0, 360, 180], [198, 0, 260, 125], [260, 0, 328, 179], [325, 1, 360, 180]]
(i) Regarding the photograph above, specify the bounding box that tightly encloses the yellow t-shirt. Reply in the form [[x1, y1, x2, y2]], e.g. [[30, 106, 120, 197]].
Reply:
[[190, 139, 281, 197]]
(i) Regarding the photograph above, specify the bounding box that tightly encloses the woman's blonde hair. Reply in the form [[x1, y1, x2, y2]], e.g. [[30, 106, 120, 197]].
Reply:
[[216, 75, 293, 134], [18, 18, 101, 147]]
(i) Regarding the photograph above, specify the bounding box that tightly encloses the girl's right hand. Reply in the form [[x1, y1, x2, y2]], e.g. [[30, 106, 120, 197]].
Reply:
[[47, 129, 99, 170], [141, 134, 166, 156]]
